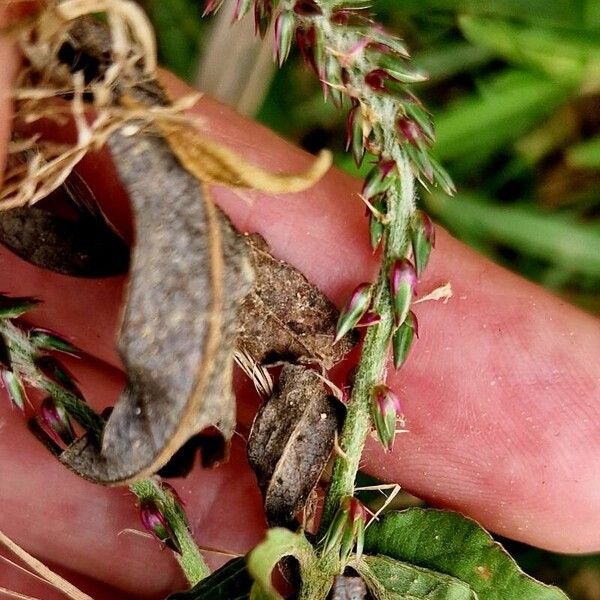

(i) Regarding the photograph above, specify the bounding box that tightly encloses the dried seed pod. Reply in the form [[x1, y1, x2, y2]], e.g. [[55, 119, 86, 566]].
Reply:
[[237, 234, 356, 370], [247, 364, 344, 527], [60, 131, 254, 485]]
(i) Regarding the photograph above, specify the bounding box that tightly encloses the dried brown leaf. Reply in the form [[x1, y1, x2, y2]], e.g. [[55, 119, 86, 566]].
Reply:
[[60, 132, 254, 485], [237, 234, 356, 369], [247, 364, 344, 527]]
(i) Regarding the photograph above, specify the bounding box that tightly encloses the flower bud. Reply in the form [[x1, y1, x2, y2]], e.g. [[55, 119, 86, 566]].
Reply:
[[140, 501, 181, 553], [397, 117, 422, 146], [0, 294, 39, 319], [358, 310, 381, 327], [340, 497, 366, 563], [321, 496, 366, 563], [29, 328, 78, 356], [362, 162, 395, 201], [254, 0, 272, 38], [40, 397, 75, 446], [274, 11, 295, 65], [370, 384, 403, 451], [1, 369, 26, 412], [345, 106, 365, 167], [364, 68, 393, 92], [411, 211, 435, 276], [392, 311, 418, 370], [233, 0, 253, 20], [335, 283, 372, 342], [389, 259, 417, 326]]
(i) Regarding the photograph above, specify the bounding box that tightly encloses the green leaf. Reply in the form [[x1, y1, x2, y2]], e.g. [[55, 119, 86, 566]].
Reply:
[[364, 509, 570, 600], [425, 191, 600, 278], [459, 16, 600, 89], [167, 558, 252, 600], [356, 555, 476, 600], [391, 0, 600, 30], [247, 528, 328, 600], [567, 136, 600, 169], [434, 70, 571, 169]]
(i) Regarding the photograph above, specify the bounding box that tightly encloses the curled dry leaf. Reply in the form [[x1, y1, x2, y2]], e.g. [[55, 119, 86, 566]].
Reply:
[[247, 364, 345, 527], [0, 205, 129, 277], [237, 234, 357, 369], [61, 132, 254, 484]]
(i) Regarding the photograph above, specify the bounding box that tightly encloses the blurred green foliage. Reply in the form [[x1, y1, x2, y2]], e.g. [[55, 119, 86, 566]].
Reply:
[[148, 2, 599, 596]]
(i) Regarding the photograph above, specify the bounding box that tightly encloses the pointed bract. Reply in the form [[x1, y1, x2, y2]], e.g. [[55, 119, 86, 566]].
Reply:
[[411, 211, 435, 276], [389, 259, 417, 326], [335, 283, 372, 342], [40, 397, 75, 446], [29, 328, 78, 357], [274, 11, 295, 65], [392, 311, 417, 370], [0, 294, 39, 319], [370, 384, 403, 451], [140, 501, 181, 553], [1, 369, 27, 412]]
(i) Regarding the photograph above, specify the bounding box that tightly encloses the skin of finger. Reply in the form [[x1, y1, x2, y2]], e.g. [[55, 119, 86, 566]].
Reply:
[[1, 27, 600, 572]]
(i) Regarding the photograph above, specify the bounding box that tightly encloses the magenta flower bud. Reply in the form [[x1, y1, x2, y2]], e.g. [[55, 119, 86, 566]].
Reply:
[[1, 369, 27, 412], [392, 311, 418, 370], [335, 283, 372, 342], [40, 397, 75, 446], [410, 210, 435, 276], [365, 68, 393, 92], [389, 259, 417, 327], [370, 384, 403, 452], [397, 117, 422, 146], [140, 501, 181, 553]]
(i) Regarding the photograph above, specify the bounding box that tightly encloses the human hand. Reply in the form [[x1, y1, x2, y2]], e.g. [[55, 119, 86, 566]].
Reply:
[[0, 15, 599, 600]]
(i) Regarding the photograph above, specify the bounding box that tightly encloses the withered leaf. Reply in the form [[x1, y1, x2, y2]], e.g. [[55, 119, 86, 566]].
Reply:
[[237, 234, 356, 370], [60, 130, 254, 485], [247, 364, 344, 527], [0, 206, 129, 277]]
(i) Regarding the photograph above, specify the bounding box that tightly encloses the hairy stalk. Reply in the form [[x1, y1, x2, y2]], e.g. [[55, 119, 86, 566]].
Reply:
[[320, 156, 414, 533], [0, 316, 208, 586]]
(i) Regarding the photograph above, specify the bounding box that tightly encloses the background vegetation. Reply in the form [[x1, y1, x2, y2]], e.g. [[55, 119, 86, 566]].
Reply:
[[143, 1, 600, 597]]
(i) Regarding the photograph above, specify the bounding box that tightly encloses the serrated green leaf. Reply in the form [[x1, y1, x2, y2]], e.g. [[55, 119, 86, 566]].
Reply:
[[364, 509, 570, 600], [167, 557, 252, 600], [459, 16, 600, 89], [247, 528, 328, 600], [356, 555, 476, 600]]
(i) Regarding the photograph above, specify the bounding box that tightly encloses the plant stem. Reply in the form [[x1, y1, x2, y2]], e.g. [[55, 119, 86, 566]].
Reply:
[[131, 479, 210, 585], [320, 152, 414, 536]]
